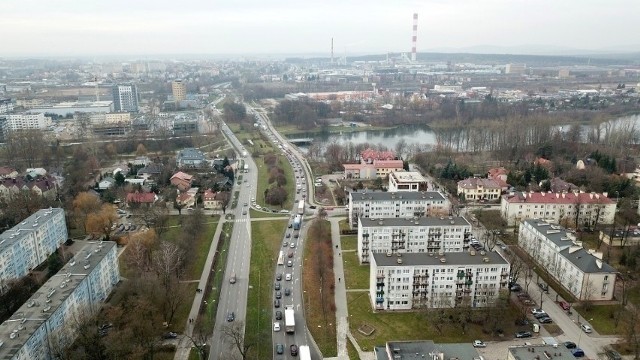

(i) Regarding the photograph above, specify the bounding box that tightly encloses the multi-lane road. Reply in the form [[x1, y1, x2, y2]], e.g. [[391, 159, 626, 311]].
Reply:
[[209, 106, 318, 360], [209, 122, 257, 360]]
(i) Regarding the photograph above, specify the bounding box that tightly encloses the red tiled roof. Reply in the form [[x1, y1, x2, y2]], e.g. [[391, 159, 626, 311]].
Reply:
[[170, 171, 193, 181], [487, 167, 508, 179], [372, 159, 403, 167], [360, 148, 396, 162], [0, 167, 17, 176], [343, 164, 363, 170], [126, 192, 156, 203], [203, 189, 216, 200], [504, 191, 614, 205]]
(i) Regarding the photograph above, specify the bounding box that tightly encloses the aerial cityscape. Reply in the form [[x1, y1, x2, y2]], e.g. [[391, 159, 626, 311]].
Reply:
[[1, 1, 640, 360]]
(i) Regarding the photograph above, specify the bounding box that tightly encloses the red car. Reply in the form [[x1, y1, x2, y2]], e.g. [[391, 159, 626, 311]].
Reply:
[[559, 301, 570, 310]]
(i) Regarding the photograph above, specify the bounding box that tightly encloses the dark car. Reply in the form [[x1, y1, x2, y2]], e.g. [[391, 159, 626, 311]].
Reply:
[[538, 317, 553, 324], [283, 242, 289, 247], [571, 348, 585, 358], [274, 282, 281, 290], [564, 341, 577, 349], [163, 332, 178, 339], [284, 288, 291, 296], [276, 343, 284, 354], [276, 273, 282, 281], [286, 233, 291, 238], [226, 312, 235, 322], [515, 331, 532, 338], [274, 299, 280, 308], [539, 283, 549, 292], [275, 310, 283, 320], [510, 284, 522, 292], [294, 233, 299, 238], [275, 291, 282, 299], [290, 344, 299, 356], [288, 224, 293, 228], [559, 301, 571, 311], [534, 312, 549, 319]]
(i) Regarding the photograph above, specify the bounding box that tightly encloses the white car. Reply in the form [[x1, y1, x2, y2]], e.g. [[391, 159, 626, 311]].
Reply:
[[473, 340, 486, 348], [581, 324, 592, 333], [273, 322, 281, 332], [531, 308, 545, 315], [285, 273, 292, 281]]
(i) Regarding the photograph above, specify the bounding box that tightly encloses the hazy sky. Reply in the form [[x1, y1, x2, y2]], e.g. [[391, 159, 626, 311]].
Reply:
[[3, 0, 639, 56]]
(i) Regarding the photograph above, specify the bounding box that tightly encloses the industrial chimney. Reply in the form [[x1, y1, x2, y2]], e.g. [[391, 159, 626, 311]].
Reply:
[[411, 13, 418, 62]]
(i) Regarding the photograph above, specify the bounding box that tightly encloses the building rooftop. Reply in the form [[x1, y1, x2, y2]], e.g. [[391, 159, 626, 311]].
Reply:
[[390, 171, 427, 183], [503, 191, 614, 205], [360, 216, 470, 228], [508, 344, 576, 360], [458, 177, 502, 189], [523, 219, 616, 273], [377, 341, 480, 360], [0, 208, 64, 254], [0, 240, 117, 359], [350, 190, 447, 202], [177, 148, 205, 161], [372, 250, 508, 267]]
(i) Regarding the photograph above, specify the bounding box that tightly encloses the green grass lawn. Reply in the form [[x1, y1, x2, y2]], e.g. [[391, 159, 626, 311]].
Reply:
[[574, 304, 625, 335], [343, 251, 369, 289], [341, 235, 358, 251], [245, 219, 288, 359], [202, 221, 233, 330], [339, 219, 350, 232], [162, 216, 219, 279], [249, 208, 290, 218], [347, 292, 523, 351], [347, 337, 360, 360]]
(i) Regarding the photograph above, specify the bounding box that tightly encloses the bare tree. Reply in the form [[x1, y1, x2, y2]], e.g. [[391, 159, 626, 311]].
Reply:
[[152, 241, 187, 325], [220, 321, 259, 360]]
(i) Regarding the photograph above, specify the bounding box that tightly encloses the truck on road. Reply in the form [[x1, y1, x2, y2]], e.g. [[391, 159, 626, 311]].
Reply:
[[284, 306, 295, 333], [299, 345, 311, 360], [243, 163, 249, 173], [293, 215, 302, 230], [297, 200, 305, 215]]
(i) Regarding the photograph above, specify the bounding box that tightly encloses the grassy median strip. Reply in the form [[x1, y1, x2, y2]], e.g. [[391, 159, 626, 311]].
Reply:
[[342, 251, 370, 290], [245, 219, 288, 359], [303, 219, 338, 357]]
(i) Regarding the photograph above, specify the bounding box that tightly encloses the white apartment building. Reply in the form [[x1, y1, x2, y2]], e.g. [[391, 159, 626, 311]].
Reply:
[[357, 216, 472, 263], [0, 208, 67, 282], [388, 171, 427, 192], [501, 191, 616, 227], [370, 251, 510, 311], [0, 98, 13, 114], [0, 241, 120, 360], [348, 190, 450, 228], [519, 219, 616, 301], [0, 113, 49, 131]]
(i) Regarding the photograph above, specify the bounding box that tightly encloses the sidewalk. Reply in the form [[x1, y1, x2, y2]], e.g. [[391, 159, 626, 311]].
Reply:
[[330, 217, 376, 360], [173, 217, 227, 360]]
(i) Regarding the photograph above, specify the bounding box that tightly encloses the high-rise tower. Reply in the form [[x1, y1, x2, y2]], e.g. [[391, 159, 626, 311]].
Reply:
[[172, 80, 187, 102], [112, 84, 139, 112], [411, 13, 418, 62]]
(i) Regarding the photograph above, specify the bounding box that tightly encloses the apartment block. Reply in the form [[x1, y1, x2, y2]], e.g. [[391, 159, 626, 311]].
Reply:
[[348, 190, 450, 228], [111, 84, 139, 112], [0, 98, 13, 114], [0, 113, 49, 131], [370, 251, 509, 311], [172, 80, 187, 102], [357, 216, 472, 263], [0, 208, 67, 282], [519, 219, 616, 301], [501, 191, 616, 227], [0, 241, 120, 360]]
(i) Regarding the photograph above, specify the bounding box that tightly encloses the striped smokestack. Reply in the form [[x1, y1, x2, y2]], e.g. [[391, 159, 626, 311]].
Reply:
[[411, 13, 418, 62]]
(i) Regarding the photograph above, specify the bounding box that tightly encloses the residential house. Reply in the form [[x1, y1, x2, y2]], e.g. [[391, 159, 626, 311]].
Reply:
[[177, 187, 199, 208], [98, 177, 115, 190], [176, 148, 206, 168], [0, 166, 18, 179], [387, 171, 428, 192], [501, 191, 616, 227], [487, 167, 510, 190], [0, 175, 58, 200], [457, 178, 502, 201], [519, 219, 616, 301], [370, 251, 509, 310], [342, 148, 404, 180], [357, 216, 472, 263], [170, 171, 193, 192], [548, 177, 579, 193], [126, 191, 157, 207], [375, 340, 481, 360], [348, 190, 450, 228], [132, 156, 150, 166], [137, 163, 163, 179], [26, 167, 46, 177], [0, 241, 119, 360], [203, 189, 223, 209]]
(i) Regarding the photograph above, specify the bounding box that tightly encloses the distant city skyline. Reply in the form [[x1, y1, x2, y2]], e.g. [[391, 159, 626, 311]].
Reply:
[[3, 0, 639, 57]]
